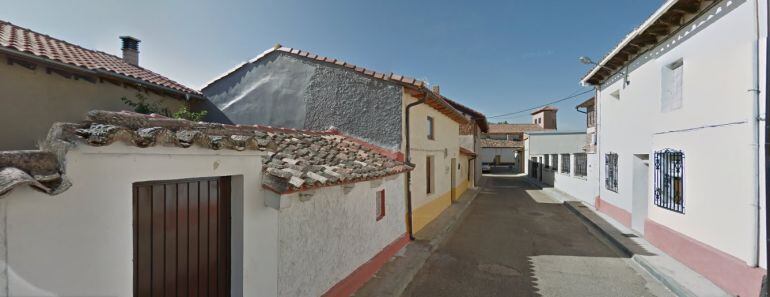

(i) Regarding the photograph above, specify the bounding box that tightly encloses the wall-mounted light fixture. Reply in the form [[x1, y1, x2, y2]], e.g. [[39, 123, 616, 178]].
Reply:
[[580, 56, 630, 86]]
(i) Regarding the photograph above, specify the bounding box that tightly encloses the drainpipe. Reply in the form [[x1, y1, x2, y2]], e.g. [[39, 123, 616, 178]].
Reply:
[[751, 0, 763, 268], [405, 93, 427, 240], [765, 0, 770, 275]]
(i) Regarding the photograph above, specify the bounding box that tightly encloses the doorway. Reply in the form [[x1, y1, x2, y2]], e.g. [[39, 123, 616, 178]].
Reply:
[[133, 176, 232, 297], [451, 158, 457, 202], [631, 155, 649, 234]]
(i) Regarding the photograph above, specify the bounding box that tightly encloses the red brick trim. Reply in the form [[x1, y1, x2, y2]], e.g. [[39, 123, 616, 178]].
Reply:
[[594, 196, 632, 227], [645, 219, 765, 297], [322, 233, 410, 297]]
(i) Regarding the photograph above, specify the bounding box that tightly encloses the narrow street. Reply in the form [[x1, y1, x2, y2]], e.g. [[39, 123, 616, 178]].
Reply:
[[401, 174, 672, 297]]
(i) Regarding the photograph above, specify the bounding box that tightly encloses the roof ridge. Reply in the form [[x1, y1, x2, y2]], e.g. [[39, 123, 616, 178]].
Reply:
[[0, 19, 201, 96]]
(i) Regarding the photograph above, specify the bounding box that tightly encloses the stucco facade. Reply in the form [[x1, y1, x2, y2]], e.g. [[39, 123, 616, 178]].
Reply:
[[0, 111, 414, 297], [0, 52, 186, 150], [202, 52, 404, 150], [277, 174, 406, 297], [587, 0, 767, 295], [202, 48, 468, 236], [403, 92, 461, 233], [524, 131, 598, 205], [1, 144, 276, 297]]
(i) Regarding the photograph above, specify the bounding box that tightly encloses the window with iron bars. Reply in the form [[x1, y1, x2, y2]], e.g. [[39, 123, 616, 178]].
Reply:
[[605, 153, 618, 192], [654, 149, 684, 213], [551, 154, 558, 170], [561, 154, 570, 174], [574, 153, 587, 177], [544, 155, 550, 168]]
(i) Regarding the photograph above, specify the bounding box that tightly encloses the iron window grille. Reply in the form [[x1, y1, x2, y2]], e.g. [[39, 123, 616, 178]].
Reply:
[[561, 154, 570, 174], [574, 153, 587, 177], [654, 149, 684, 213], [544, 155, 550, 168], [551, 154, 558, 170], [605, 153, 618, 192]]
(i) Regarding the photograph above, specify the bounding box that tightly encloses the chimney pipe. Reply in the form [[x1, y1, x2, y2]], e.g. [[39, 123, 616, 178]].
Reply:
[[120, 36, 140, 66], [431, 85, 440, 95]]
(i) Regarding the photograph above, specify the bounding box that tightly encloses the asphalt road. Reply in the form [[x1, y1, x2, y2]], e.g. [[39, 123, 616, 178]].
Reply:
[[401, 174, 672, 297]]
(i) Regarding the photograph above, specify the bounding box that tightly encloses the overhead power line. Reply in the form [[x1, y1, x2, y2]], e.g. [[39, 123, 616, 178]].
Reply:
[[488, 88, 594, 119]]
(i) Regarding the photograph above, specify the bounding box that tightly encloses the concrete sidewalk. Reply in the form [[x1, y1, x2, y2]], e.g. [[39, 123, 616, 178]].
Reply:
[[525, 180, 730, 297], [353, 179, 485, 297]]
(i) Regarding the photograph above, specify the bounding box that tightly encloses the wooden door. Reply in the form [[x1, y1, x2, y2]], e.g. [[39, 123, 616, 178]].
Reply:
[[133, 177, 231, 297]]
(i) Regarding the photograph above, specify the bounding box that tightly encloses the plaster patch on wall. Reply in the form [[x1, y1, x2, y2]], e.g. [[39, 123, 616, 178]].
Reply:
[[303, 62, 403, 150], [203, 53, 317, 128], [277, 176, 406, 297]]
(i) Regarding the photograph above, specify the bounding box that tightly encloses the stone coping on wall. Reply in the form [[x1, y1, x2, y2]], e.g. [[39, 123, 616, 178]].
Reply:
[[0, 110, 413, 197]]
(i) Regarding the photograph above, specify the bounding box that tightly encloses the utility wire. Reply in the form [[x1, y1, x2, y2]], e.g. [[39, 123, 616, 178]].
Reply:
[[488, 88, 594, 119]]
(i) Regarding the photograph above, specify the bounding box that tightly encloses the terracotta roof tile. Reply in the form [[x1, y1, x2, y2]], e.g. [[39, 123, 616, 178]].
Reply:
[[530, 105, 558, 115], [459, 147, 476, 156], [0, 110, 412, 197], [487, 124, 546, 134], [444, 97, 488, 132], [480, 138, 523, 148], [0, 20, 200, 97]]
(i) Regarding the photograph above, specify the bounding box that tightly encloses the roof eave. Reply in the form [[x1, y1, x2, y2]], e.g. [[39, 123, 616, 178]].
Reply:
[[0, 47, 202, 100], [580, 0, 681, 85]]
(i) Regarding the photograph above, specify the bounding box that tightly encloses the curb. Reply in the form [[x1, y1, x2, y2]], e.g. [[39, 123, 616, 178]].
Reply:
[[424, 178, 485, 251], [563, 201, 633, 257], [633, 256, 698, 297], [564, 201, 698, 297], [355, 178, 485, 297]]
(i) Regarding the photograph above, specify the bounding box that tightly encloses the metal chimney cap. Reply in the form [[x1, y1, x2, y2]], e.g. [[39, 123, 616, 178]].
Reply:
[[119, 36, 141, 50]]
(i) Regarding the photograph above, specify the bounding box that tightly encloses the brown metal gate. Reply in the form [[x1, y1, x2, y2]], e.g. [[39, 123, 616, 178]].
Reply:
[[133, 176, 231, 297]]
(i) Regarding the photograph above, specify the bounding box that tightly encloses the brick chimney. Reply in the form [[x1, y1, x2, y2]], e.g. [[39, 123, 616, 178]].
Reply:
[[120, 36, 140, 66]]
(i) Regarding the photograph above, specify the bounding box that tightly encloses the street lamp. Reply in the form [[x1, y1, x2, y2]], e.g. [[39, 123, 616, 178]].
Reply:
[[579, 56, 630, 86]]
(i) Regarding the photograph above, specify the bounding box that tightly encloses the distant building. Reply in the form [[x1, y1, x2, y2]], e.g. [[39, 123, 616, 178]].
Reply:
[[481, 106, 556, 172], [582, 0, 767, 295], [0, 20, 202, 150], [445, 97, 489, 190]]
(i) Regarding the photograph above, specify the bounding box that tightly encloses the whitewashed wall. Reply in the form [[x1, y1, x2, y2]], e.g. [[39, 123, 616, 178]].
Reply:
[[596, 0, 763, 265], [480, 147, 516, 164], [1, 143, 278, 297], [524, 132, 597, 204], [277, 174, 406, 297]]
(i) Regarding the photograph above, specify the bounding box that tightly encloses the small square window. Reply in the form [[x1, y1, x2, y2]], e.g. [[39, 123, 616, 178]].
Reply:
[[376, 190, 386, 221], [427, 116, 435, 140]]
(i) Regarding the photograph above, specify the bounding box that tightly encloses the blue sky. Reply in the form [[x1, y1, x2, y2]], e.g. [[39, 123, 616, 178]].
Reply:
[[3, 0, 661, 130]]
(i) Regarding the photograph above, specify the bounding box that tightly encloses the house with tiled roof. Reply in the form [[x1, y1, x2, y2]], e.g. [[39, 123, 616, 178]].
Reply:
[[0, 110, 412, 296], [480, 106, 557, 173], [444, 96, 488, 197], [200, 45, 471, 234], [0, 20, 202, 150], [581, 0, 767, 295]]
